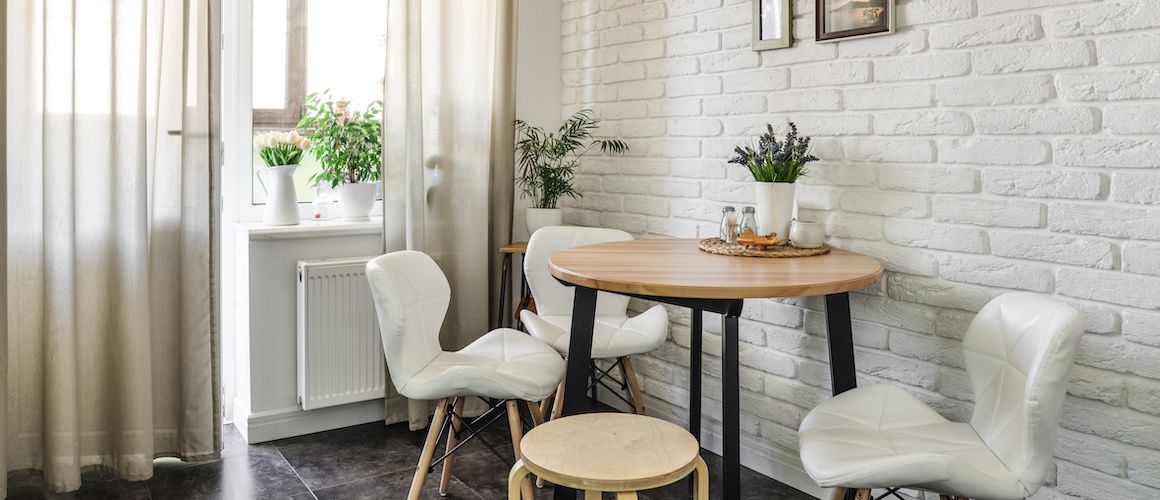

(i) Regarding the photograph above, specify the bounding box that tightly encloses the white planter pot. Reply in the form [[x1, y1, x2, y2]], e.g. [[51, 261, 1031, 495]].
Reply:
[[257, 165, 300, 226], [525, 207, 563, 236], [754, 182, 796, 238], [338, 182, 377, 220]]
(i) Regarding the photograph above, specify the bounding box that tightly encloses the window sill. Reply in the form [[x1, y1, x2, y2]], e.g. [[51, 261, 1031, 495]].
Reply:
[[235, 217, 383, 241]]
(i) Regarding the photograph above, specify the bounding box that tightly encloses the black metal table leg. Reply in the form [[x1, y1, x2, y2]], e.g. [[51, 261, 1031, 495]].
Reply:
[[552, 286, 598, 500], [722, 305, 742, 500], [497, 253, 511, 329], [689, 308, 702, 440], [825, 292, 857, 396]]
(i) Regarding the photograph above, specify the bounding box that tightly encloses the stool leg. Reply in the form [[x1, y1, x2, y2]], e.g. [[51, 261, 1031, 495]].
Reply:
[[439, 397, 466, 496], [855, 489, 871, 500], [618, 357, 646, 415], [693, 455, 709, 500], [615, 493, 639, 499], [507, 400, 535, 500], [508, 459, 530, 500], [584, 491, 602, 500], [409, 398, 449, 500]]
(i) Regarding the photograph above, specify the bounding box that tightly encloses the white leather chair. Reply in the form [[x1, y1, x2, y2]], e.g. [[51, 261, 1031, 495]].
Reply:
[[367, 250, 565, 500], [521, 226, 669, 417], [798, 292, 1084, 500]]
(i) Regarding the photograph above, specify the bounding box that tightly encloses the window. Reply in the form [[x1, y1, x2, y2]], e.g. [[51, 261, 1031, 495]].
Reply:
[[250, 0, 387, 204]]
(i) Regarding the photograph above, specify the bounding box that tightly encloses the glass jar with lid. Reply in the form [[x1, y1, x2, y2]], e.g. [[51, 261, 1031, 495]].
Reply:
[[719, 206, 739, 243], [739, 206, 758, 237]]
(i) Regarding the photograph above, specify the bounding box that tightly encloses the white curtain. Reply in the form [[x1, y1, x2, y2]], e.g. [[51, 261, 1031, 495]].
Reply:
[[5, 0, 219, 493], [382, 0, 517, 429]]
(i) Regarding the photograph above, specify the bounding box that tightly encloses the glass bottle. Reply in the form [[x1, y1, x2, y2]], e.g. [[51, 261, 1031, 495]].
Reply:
[[739, 206, 758, 237], [719, 206, 739, 243]]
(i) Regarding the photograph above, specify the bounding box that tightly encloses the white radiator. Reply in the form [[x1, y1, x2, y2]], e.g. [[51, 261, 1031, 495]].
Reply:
[[297, 257, 387, 411]]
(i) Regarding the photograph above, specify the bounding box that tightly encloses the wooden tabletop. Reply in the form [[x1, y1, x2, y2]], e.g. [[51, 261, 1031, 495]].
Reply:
[[549, 238, 883, 299], [499, 241, 528, 254]]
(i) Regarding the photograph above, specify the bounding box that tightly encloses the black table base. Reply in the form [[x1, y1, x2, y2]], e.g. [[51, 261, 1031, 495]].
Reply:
[[553, 287, 857, 500]]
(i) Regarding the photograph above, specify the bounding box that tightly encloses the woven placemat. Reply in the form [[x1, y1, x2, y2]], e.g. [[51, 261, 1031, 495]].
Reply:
[[698, 238, 831, 258]]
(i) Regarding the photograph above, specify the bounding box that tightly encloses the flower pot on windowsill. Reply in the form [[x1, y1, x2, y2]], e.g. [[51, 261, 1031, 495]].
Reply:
[[525, 207, 563, 236], [338, 182, 376, 220], [754, 181, 795, 238]]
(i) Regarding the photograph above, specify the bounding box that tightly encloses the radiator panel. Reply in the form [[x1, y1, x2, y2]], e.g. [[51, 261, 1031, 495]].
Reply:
[[297, 257, 387, 411]]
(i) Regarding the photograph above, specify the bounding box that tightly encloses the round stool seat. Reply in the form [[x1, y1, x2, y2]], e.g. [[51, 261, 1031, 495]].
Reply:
[[520, 413, 701, 492]]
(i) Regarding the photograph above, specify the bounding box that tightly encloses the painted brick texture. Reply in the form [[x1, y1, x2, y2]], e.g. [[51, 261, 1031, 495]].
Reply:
[[559, 0, 1160, 498]]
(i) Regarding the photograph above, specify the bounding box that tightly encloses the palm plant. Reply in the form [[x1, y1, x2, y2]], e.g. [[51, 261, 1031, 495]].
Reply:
[[515, 109, 628, 209], [728, 123, 818, 183]]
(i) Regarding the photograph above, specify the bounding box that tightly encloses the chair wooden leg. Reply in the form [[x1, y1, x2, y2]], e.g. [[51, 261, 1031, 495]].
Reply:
[[830, 487, 848, 500], [584, 491, 602, 500], [409, 398, 449, 500], [508, 459, 530, 500], [526, 400, 545, 427], [615, 492, 639, 499], [550, 380, 565, 421], [854, 489, 871, 500], [618, 357, 646, 415], [507, 400, 535, 500], [439, 397, 466, 495], [693, 455, 709, 500]]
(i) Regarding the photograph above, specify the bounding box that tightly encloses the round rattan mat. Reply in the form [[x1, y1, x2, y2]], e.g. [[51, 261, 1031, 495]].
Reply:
[[697, 238, 831, 258]]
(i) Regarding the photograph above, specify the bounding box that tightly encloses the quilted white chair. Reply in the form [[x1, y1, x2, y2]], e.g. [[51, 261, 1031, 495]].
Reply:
[[521, 226, 669, 417], [798, 292, 1084, 500], [366, 251, 565, 500]]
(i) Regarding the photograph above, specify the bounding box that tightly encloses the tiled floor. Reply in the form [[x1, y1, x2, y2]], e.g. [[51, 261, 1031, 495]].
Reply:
[[7, 419, 814, 499]]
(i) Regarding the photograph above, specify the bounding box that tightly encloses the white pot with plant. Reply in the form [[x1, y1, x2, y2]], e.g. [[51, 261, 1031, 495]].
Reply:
[[728, 123, 818, 240], [298, 93, 382, 220], [515, 109, 628, 236], [254, 130, 310, 226]]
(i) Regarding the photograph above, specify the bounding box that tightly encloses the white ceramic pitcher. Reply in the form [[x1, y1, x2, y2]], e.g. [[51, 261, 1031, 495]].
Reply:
[[257, 165, 300, 225]]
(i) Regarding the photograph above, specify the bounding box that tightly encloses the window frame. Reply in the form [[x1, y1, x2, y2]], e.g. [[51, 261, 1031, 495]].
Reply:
[[252, 0, 306, 129]]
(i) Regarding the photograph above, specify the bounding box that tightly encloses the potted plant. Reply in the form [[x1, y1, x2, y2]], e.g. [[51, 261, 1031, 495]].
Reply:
[[297, 93, 382, 220], [254, 130, 310, 225], [728, 123, 818, 239], [515, 109, 628, 235]]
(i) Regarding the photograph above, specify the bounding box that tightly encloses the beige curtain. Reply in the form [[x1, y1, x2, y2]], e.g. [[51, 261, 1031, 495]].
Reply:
[[382, 0, 517, 429], [5, 0, 219, 493]]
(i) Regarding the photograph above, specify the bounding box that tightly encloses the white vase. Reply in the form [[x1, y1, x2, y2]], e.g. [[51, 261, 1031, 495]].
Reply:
[[338, 182, 376, 220], [257, 165, 300, 226], [754, 182, 796, 238], [525, 207, 563, 236]]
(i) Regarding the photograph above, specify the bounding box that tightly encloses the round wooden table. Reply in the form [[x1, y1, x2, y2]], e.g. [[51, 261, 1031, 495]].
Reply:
[[547, 239, 883, 500]]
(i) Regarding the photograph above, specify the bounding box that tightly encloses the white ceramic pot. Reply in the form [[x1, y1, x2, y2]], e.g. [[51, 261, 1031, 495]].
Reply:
[[525, 207, 563, 236], [257, 165, 300, 226], [338, 182, 377, 220], [754, 182, 796, 238]]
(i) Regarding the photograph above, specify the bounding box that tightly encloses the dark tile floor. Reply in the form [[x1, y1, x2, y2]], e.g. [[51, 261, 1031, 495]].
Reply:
[[7, 420, 813, 499]]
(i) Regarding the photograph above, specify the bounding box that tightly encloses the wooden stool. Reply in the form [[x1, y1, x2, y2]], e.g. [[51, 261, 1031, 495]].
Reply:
[[508, 413, 709, 499]]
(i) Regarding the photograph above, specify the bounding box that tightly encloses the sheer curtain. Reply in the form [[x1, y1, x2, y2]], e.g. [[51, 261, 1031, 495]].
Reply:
[[5, 0, 219, 493], [382, 0, 517, 428]]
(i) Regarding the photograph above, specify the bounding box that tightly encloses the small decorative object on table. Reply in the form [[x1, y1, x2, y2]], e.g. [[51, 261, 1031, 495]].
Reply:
[[298, 92, 382, 220], [720, 206, 740, 244], [729, 123, 818, 240], [789, 219, 826, 249], [515, 109, 628, 236], [254, 130, 310, 225]]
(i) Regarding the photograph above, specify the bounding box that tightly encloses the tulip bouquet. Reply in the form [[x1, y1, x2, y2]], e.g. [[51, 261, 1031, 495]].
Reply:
[[254, 130, 310, 167]]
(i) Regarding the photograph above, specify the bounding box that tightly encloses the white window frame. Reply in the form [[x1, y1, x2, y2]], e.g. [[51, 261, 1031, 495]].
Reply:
[[222, 0, 382, 224]]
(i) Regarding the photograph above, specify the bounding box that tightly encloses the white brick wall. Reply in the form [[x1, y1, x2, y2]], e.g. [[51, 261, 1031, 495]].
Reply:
[[558, 0, 1160, 498]]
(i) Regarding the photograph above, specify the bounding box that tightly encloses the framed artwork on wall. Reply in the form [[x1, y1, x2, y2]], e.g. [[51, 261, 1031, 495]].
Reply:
[[753, 0, 793, 50], [815, 0, 895, 43]]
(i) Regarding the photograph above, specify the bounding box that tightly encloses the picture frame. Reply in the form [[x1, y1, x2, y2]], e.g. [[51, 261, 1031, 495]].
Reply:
[[753, 0, 793, 51], [815, 0, 895, 43]]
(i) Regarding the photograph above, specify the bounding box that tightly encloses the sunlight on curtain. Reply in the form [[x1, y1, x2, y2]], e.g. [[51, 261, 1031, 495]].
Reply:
[[5, 0, 219, 492], [382, 0, 517, 429]]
